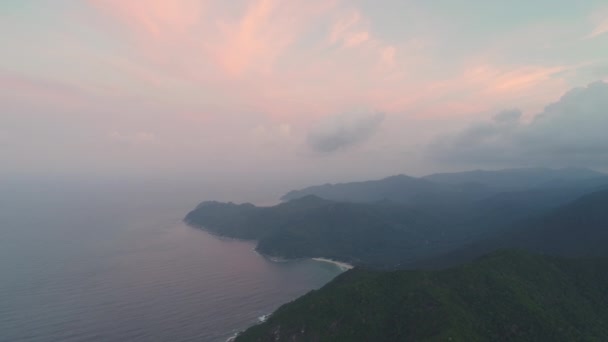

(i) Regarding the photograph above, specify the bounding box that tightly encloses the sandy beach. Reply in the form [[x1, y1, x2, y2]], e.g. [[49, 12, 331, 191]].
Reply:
[[312, 257, 354, 271]]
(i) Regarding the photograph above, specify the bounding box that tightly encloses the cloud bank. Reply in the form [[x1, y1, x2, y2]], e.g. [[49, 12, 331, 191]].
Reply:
[[430, 81, 608, 168], [307, 111, 385, 153]]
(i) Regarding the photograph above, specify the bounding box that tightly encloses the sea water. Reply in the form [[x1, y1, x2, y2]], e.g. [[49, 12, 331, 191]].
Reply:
[[0, 181, 343, 342]]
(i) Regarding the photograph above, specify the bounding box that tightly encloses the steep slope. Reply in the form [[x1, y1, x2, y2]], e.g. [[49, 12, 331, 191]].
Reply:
[[506, 189, 608, 256], [236, 251, 608, 342], [412, 189, 608, 269]]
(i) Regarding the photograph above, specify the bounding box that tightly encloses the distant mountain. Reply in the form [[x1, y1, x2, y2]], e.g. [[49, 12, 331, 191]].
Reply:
[[186, 183, 608, 268], [280, 168, 606, 206], [423, 167, 606, 190], [280, 174, 452, 203], [235, 250, 608, 342]]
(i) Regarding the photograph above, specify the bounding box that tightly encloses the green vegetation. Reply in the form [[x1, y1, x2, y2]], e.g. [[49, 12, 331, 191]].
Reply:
[[185, 168, 608, 340], [412, 189, 608, 269], [185, 185, 608, 268], [185, 191, 560, 267], [236, 250, 608, 342], [186, 196, 448, 267]]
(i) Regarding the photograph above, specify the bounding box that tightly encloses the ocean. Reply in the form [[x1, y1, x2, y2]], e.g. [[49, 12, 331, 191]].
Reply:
[[0, 181, 344, 342]]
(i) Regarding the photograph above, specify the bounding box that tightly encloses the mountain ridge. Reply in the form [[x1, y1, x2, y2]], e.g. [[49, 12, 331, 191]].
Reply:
[[281, 167, 606, 204]]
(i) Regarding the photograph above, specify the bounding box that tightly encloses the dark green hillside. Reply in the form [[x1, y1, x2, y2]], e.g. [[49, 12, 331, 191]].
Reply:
[[185, 186, 608, 268], [409, 189, 608, 270], [507, 189, 608, 257], [184, 196, 336, 240], [236, 251, 608, 342], [185, 201, 262, 239], [186, 196, 450, 266]]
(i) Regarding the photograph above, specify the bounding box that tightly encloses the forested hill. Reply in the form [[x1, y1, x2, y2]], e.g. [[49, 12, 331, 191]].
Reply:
[[236, 250, 608, 342], [185, 196, 447, 267], [185, 180, 608, 268], [185, 170, 608, 340], [410, 189, 608, 269]]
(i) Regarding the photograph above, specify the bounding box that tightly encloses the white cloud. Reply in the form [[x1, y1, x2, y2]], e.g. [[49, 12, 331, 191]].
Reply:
[[307, 111, 385, 153], [430, 81, 608, 168], [251, 123, 294, 146], [586, 8, 608, 39]]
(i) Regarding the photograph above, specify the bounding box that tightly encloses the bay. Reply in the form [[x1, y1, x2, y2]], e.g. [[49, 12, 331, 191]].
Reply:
[[0, 182, 343, 342]]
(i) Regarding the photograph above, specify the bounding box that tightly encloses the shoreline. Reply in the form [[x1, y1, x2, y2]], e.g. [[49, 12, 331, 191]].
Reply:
[[311, 257, 354, 271], [226, 332, 239, 342], [185, 221, 256, 243], [186, 222, 355, 271], [222, 254, 351, 342], [187, 224, 353, 341]]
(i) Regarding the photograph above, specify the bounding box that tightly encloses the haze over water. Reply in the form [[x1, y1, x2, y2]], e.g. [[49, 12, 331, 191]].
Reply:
[[0, 182, 343, 342]]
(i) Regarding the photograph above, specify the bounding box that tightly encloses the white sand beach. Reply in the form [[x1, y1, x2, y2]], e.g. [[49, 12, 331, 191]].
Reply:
[[312, 257, 354, 271]]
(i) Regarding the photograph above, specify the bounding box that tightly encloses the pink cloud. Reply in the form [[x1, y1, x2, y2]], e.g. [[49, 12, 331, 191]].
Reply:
[[588, 19, 608, 39], [212, 0, 340, 76], [329, 10, 366, 47], [462, 65, 566, 95], [86, 0, 576, 128], [0, 72, 87, 109], [329, 10, 358, 43], [586, 7, 608, 39], [213, 0, 291, 76], [90, 0, 205, 40], [88, 0, 214, 84], [379, 46, 396, 69], [365, 62, 570, 119], [344, 31, 370, 48]]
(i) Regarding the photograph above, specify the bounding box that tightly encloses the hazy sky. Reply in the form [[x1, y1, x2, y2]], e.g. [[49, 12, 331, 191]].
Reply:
[[2, 0, 608, 191]]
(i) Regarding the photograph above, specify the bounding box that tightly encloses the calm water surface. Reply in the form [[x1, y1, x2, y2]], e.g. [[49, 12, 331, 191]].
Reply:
[[0, 182, 343, 342]]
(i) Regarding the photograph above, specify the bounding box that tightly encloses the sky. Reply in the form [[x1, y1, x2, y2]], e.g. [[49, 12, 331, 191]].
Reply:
[[2, 0, 608, 197]]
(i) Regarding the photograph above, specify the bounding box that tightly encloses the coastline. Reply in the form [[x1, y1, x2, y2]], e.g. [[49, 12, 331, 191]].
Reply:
[[222, 254, 351, 342], [186, 221, 355, 271], [223, 256, 350, 342], [311, 257, 354, 271], [184, 221, 255, 243]]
